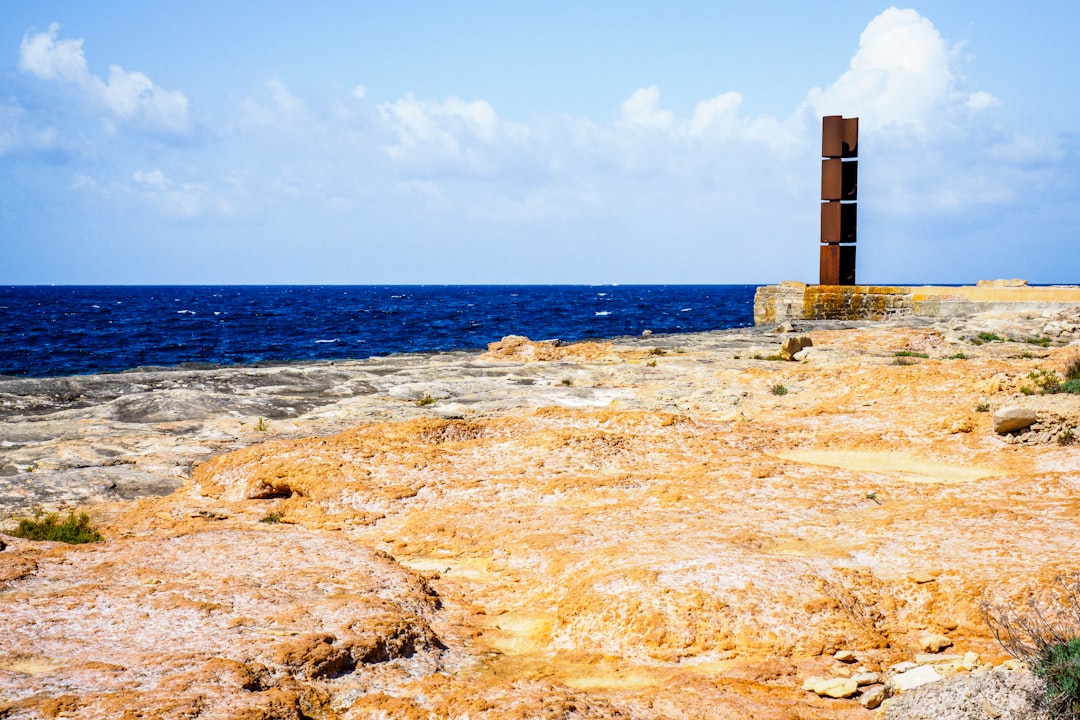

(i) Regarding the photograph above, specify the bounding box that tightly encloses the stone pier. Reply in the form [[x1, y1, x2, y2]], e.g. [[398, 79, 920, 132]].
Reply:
[[754, 280, 1080, 325]]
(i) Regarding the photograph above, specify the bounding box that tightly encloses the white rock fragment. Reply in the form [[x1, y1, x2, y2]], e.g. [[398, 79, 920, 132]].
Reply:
[[889, 664, 941, 693], [852, 671, 882, 686]]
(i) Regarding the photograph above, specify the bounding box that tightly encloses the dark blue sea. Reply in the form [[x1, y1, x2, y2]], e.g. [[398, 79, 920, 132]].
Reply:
[[0, 285, 756, 378]]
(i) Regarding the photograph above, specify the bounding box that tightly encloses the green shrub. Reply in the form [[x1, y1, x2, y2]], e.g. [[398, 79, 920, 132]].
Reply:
[[260, 512, 283, 524], [977, 331, 1005, 343], [894, 350, 929, 358], [982, 574, 1080, 720], [1037, 635, 1080, 718], [10, 512, 103, 544], [416, 394, 436, 406], [1026, 337, 1053, 348], [976, 402, 991, 413], [771, 384, 788, 396], [1066, 356, 1080, 382], [948, 352, 969, 360], [1062, 380, 1080, 395]]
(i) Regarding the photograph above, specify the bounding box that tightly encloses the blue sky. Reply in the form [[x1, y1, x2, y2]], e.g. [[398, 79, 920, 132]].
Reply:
[[2, 2, 1077, 285]]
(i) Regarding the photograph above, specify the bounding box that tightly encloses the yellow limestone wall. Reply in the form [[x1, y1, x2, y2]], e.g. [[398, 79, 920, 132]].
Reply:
[[753, 282, 1080, 325]]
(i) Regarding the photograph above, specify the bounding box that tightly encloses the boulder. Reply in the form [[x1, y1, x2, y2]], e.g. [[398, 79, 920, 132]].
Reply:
[[993, 405, 1038, 434], [834, 649, 857, 663], [781, 336, 813, 361]]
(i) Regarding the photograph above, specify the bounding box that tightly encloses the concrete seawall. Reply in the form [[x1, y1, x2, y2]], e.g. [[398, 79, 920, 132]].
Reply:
[[754, 281, 1080, 325]]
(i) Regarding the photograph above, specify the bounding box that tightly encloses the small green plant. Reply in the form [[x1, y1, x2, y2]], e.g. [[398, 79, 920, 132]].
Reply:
[[254, 417, 268, 431], [765, 354, 785, 361], [1026, 336, 1053, 348], [648, 347, 666, 356], [894, 350, 930, 358], [977, 331, 1005, 343], [948, 352, 969, 360], [1031, 368, 1064, 394], [866, 491, 883, 505], [771, 384, 788, 396], [1061, 428, 1076, 446], [416, 394, 436, 406], [976, 402, 991, 413], [1021, 386, 1035, 396], [560, 378, 573, 386], [10, 511, 104, 544], [646, 360, 657, 368], [260, 512, 283, 524], [1062, 380, 1080, 395]]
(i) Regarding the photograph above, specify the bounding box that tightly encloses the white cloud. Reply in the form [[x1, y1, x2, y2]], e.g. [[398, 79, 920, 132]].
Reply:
[[689, 92, 742, 136], [0, 102, 60, 156], [805, 7, 997, 132], [378, 94, 502, 174], [619, 86, 675, 130], [133, 169, 169, 188], [966, 90, 1000, 112], [18, 23, 190, 134]]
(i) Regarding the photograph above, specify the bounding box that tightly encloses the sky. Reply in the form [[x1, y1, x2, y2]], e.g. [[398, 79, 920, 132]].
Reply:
[[1, 2, 1078, 285]]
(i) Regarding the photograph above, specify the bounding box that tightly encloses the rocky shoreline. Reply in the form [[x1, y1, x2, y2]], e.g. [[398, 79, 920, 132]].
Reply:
[[2, 308, 1079, 719]]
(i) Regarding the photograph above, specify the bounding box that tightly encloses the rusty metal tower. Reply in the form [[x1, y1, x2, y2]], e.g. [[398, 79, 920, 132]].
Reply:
[[820, 115, 858, 285]]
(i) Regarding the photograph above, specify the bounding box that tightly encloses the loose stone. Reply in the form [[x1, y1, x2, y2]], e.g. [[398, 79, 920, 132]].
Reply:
[[993, 405, 1038, 434], [918, 633, 953, 653]]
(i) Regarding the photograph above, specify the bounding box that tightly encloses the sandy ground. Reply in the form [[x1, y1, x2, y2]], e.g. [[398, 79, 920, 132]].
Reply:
[[1, 313, 1079, 719]]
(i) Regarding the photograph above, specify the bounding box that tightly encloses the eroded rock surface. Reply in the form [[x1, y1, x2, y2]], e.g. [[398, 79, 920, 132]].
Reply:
[[2, 314, 1079, 718]]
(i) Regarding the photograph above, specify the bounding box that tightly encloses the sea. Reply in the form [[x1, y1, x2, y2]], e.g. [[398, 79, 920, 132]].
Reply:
[[0, 285, 757, 378]]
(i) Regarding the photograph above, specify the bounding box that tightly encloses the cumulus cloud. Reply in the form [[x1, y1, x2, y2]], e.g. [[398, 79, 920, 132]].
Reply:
[[378, 94, 507, 175], [620, 86, 676, 130], [805, 7, 997, 132], [19, 23, 190, 134]]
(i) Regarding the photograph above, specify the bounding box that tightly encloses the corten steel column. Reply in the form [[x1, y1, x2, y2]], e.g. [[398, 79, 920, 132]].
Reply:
[[820, 115, 858, 285]]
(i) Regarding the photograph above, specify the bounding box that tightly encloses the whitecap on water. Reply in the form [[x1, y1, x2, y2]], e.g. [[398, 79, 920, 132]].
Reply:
[[315, 338, 339, 344], [594, 311, 611, 316]]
